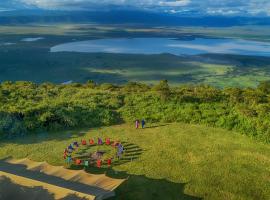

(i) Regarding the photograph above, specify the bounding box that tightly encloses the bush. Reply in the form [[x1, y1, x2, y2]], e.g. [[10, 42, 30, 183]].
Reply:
[[0, 81, 270, 143]]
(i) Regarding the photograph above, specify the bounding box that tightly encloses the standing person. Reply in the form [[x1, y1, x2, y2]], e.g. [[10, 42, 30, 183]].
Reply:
[[135, 119, 139, 129], [97, 159, 102, 168], [89, 138, 95, 145], [84, 160, 89, 168], [107, 158, 112, 168], [141, 119, 146, 129], [106, 138, 111, 145], [98, 138, 103, 145]]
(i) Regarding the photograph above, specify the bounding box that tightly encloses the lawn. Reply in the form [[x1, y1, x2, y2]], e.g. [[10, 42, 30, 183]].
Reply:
[[0, 123, 269, 200]]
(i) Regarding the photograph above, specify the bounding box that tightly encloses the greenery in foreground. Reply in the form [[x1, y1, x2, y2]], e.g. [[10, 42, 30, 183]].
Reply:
[[0, 123, 269, 200], [1, 80, 270, 143]]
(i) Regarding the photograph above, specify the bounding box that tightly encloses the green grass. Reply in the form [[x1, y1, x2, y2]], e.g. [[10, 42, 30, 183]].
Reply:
[[0, 123, 269, 200]]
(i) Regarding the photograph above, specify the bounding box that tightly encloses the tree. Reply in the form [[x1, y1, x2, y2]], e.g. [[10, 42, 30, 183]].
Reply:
[[153, 80, 171, 101], [258, 81, 270, 93]]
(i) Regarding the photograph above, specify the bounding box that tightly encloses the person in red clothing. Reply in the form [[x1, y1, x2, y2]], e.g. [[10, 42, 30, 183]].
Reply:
[[63, 149, 68, 159], [76, 159, 82, 165], [107, 158, 112, 167], [97, 159, 102, 168], [89, 139, 95, 145], [81, 139, 87, 145], [105, 138, 111, 145]]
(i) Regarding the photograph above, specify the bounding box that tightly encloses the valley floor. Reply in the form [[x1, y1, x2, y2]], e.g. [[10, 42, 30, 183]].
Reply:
[[0, 123, 269, 200]]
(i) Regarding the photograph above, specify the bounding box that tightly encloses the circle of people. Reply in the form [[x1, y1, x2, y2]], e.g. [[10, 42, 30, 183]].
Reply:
[[63, 137, 125, 168]]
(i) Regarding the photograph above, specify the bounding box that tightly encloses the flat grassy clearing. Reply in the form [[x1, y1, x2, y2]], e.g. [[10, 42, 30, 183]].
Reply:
[[0, 123, 269, 200]]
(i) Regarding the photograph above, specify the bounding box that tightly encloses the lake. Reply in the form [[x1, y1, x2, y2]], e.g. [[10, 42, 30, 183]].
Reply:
[[50, 37, 270, 57]]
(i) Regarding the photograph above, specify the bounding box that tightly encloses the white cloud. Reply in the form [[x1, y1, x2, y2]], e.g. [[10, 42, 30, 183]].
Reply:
[[2, 0, 270, 16], [158, 0, 190, 7], [20, 0, 191, 9]]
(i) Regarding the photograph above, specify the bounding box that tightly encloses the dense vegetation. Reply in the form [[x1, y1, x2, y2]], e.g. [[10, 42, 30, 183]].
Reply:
[[0, 80, 270, 142]]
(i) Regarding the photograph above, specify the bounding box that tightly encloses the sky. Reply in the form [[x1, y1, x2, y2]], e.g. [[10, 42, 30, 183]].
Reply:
[[1, 0, 269, 16]]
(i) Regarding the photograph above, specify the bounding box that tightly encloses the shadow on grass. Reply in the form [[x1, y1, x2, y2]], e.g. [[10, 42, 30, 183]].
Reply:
[[0, 152, 202, 200], [70, 141, 144, 174], [106, 170, 202, 200], [0, 123, 126, 145], [0, 168, 202, 200], [0, 176, 88, 200], [144, 124, 170, 129], [0, 129, 90, 145]]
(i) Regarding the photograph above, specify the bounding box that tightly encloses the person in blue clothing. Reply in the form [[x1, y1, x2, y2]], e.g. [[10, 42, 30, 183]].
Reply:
[[141, 119, 145, 129], [73, 141, 79, 148], [68, 144, 74, 153]]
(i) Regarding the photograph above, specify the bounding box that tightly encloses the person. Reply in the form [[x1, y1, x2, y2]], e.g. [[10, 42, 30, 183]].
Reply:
[[73, 141, 79, 148], [98, 138, 103, 145], [112, 140, 119, 147], [81, 139, 87, 145], [97, 159, 102, 168], [106, 138, 111, 145], [76, 159, 82, 165], [117, 143, 124, 159], [135, 119, 139, 129], [107, 158, 112, 167], [66, 155, 72, 164], [63, 149, 68, 159], [141, 119, 146, 129], [89, 139, 95, 145], [68, 144, 74, 153], [84, 160, 89, 168]]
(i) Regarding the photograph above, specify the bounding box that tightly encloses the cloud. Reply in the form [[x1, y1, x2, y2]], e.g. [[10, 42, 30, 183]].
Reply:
[[2, 0, 270, 16], [158, 0, 190, 7], [20, 0, 191, 9]]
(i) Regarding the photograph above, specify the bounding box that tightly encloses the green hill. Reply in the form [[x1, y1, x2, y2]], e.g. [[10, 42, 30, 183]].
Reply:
[[0, 123, 269, 200]]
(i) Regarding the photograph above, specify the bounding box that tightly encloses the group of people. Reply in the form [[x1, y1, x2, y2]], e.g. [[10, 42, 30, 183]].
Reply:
[[135, 119, 146, 129], [63, 137, 125, 168]]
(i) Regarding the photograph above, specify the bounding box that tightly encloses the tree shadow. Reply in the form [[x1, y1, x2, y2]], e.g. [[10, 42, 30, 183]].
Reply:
[[0, 176, 55, 200], [0, 129, 89, 145], [0, 176, 89, 200], [0, 159, 114, 198], [105, 170, 202, 200]]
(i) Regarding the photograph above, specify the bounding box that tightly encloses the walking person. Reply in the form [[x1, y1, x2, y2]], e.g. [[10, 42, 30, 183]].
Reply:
[[141, 119, 146, 129], [135, 119, 140, 129]]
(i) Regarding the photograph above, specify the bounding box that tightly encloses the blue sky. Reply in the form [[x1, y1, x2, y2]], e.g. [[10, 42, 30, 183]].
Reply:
[[1, 0, 269, 16]]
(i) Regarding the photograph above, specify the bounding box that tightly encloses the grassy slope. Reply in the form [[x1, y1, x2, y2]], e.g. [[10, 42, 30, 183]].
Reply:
[[0, 123, 269, 200]]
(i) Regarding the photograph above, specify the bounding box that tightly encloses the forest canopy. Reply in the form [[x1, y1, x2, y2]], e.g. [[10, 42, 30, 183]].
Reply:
[[0, 80, 269, 143]]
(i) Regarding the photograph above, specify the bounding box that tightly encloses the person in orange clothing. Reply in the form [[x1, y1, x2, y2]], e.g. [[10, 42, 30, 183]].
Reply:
[[105, 138, 111, 145], [107, 158, 112, 167], [76, 159, 82, 165], [81, 139, 87, 145], [97, 159, 102, 168], [89, 139, 95, 145]]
